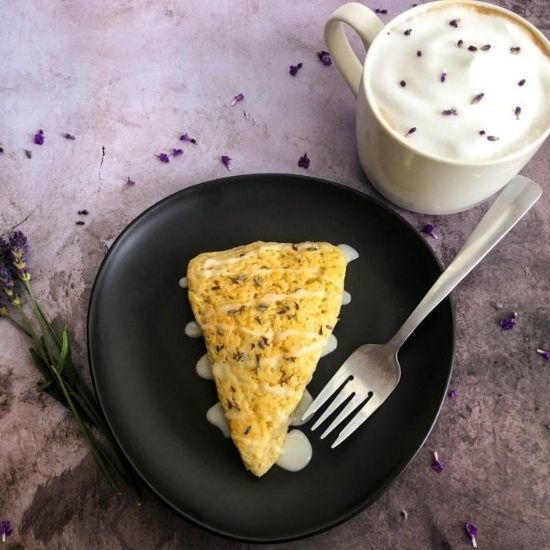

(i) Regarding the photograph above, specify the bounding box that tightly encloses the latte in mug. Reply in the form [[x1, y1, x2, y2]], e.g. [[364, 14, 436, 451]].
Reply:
[[369, 4, 550, 162]]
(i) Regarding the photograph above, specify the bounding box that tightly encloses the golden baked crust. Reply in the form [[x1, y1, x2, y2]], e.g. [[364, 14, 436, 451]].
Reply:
[[187, 241, 347, 476]]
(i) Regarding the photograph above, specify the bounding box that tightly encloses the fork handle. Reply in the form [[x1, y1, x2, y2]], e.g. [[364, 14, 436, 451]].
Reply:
[[387, 176, 541, 353]]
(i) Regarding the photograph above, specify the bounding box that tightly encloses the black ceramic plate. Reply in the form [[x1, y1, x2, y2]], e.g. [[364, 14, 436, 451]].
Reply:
[[88, 174, 453, 543]]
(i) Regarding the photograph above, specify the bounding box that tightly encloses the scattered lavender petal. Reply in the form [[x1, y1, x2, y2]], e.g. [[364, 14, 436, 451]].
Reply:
[[465, 523, 478, 548], [33, 129, 44, 145], [487, 135, 500, 141], [404, 28, 412, 36], [518, 79, 526, 86], [63, 133, 76, 140], [480, 44, 491, 51], [375, 8, 388, 14], [230, 93, 245, 106], [499, 312, 517, 330], [510, 46, 521, 54], [25, 149, 32, 159], [431, 451, 445, 473], [468, 45, 478, 52], [421, 223, 439, 238], [0, 146, 3, 154], [0, 520, 13, 542], [449, 19, 459, 28], [75, 220, 85, 226], [440, 72, 447, 83], [536, 349, 550, 360], [156, 153, 170, 163], [172, 148, 183, 157], [406, 127, 416, 136], [289, 63, 303, 76], [221, 155, 231, 170], [471, 92, 485, 104], [317, 51, 332, 66], [400, 80, 407, 87], [417, 50, 422, 57], [442, 108, 458, 116], [457, 39, 464, 47], [515, 106, 521, 119], [298, 153, 310, 169], [179, 133, 197, 144], [447, 388, 458, 398], [126, 177, 135, 186], [77, 209, 89, 215]]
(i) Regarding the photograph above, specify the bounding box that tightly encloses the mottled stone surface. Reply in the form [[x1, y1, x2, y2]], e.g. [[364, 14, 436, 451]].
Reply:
[[0, 1, 548, 548]]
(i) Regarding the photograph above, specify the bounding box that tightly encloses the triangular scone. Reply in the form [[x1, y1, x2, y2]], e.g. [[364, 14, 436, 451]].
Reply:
[[187, 241, 347, 476]]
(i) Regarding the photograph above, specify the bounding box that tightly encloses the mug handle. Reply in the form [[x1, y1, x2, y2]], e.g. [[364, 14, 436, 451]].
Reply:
[[324, 3, 384, 96]]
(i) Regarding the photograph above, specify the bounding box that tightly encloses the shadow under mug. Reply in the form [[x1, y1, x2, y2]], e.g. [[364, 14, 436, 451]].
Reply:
[[325, 0, 550, 215]]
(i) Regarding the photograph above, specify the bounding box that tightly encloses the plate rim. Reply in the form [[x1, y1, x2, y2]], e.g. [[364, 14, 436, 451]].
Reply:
[[87, 173, 455, 543]]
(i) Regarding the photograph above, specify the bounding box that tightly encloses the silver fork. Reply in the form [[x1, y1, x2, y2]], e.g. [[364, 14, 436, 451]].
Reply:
[[301, 176, 542, 448]]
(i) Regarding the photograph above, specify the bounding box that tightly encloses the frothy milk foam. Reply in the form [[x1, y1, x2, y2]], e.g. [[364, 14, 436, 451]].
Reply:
[[369, 4, 550, 162]]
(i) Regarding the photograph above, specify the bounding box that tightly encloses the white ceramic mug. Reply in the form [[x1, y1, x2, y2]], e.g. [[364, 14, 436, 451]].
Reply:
[[325, 0, 550, 214]]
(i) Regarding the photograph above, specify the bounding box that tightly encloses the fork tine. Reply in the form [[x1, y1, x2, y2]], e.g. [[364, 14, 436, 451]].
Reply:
[[310, 383, 352, 431], [320, 393, 366, 439], [300, 369, 351, 422], [330, 394, 383, 448]]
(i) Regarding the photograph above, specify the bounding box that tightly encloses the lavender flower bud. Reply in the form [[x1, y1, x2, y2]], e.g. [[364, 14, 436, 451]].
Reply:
[[0, 264, 14, 295]]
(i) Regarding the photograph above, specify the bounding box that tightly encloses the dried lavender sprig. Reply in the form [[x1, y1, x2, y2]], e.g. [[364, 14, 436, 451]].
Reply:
[[0, 231, 141, 501]]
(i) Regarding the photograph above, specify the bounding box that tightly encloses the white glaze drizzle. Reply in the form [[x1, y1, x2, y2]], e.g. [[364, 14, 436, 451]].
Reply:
[[290, 389, 313, 427], [195, 354, 213, 380], [337, 244, 359, 263], [275, 430, 313, 472], [184, 321, 203, 338]]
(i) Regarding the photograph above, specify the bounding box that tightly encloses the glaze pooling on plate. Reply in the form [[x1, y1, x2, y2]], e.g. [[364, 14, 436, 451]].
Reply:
[[206, 402, 230, 438], [275, 430, 313, 472], [184, 321, 202, 337], [179, 276, 188, 289], [195, 354, 213, 380], [337, 244, 359, 263], [342, 290, 352, 305], [289, 389, 313, 427], [321, 333, 338, 357]]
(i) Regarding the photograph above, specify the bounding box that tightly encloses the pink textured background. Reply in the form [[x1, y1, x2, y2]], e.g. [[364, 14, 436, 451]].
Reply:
[[0, 1, 548, 548]]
